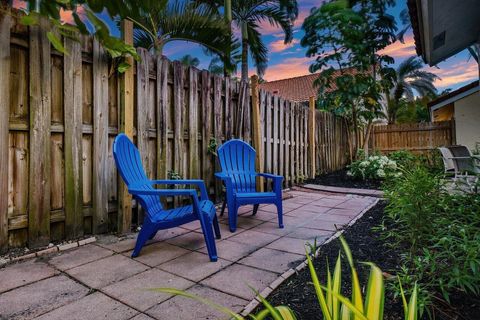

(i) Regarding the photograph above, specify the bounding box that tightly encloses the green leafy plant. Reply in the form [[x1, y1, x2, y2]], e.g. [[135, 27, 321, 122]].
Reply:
[[207, 137, 218, 156], [167, 170, 182, 180], [152, 237, 419, 320], [380, 166, 480, 314], [305, 237, 321, 258]]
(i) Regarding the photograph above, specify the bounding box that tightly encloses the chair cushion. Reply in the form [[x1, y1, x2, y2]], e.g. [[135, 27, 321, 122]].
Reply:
[[235, 192, 277, 199]]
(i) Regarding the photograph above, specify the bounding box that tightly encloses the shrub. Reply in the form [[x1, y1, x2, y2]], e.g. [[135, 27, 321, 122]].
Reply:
[[347, 155, 401, 180], [380, 166, 480, 313]]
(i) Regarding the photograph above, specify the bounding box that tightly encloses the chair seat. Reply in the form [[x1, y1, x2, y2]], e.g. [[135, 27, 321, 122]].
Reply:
[[151, 200, 216, 223], [235, 192, 277, 199]]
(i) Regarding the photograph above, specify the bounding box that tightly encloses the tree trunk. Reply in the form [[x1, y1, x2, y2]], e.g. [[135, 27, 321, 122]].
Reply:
[[351, 103, 359, 159], [241, 23, 249, 82], [224, 0, 232, 77], [362, 120, 373, 156]]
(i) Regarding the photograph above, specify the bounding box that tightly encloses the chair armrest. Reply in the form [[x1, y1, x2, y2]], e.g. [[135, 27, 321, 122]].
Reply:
[[257, 173, 283, 180], [128, 188, 201, 209], [143, 180, 208, 201]]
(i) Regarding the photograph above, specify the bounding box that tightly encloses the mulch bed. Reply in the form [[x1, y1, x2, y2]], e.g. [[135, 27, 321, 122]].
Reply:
[[264, 201, 480, 320], [305, 169, 383, 190]]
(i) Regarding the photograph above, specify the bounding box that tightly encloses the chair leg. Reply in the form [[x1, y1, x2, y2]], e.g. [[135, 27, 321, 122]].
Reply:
[[213, 215, 221, 239], [252, 204, 259, 216], [220, 198, 227, 217], [276, 201, 284, 229], [199, 218, 218, 262], [228, 205, 239, 233], [132, 221, 155, 258]]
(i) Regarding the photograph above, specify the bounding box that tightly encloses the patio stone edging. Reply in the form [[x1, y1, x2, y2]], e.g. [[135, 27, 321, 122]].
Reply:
[[301, 184, 384, 198], [0, 236, 97, 267], [240, 197, 381, 317]]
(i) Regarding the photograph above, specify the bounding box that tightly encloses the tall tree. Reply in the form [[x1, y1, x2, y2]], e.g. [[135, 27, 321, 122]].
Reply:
[[302, 0, 397, 157], [128, 1, 231, 57], [180, 54, 200, 67], [199, 0, 298, 82], [384, 56, 438, 124]]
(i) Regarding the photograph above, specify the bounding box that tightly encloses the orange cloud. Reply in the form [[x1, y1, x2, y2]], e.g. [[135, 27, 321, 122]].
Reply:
[[270, 38, 299, 53], [59, 6, 85, 24], [258, 56, 312, 81], [379, 34, 416, 59], [428, 61, 478, 89], [258, 6, 311, 35]]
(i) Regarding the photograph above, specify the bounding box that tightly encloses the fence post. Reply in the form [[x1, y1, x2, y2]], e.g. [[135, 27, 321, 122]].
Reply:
[[0, 8, 10, 251], [29, 18, 52, 248], [117, 20, 134, 234], [308, 96, 316, 178], [251, 75, 264, 191]]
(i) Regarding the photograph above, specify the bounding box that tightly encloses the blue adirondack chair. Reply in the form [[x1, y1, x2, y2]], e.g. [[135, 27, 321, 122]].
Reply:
[[215, 139, 284, 232], [113, 134, 221, 262]]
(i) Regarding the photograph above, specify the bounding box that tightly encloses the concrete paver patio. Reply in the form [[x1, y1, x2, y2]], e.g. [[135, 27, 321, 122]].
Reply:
[[0, 190, 377, 320]]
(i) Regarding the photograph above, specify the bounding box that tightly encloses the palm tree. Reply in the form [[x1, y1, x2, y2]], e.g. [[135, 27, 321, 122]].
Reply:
[[198, 0, 298, 82], [385, 56, 439, 124], [126, 1, 231, 57], [180, 55, 200, 67]]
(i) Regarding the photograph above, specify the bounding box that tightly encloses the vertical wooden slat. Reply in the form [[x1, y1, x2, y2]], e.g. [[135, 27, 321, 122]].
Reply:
[[308, 96, 315, 178], [304, 106, 308, 177], [295, 104, 300, 183], [284, 102, 290, 186], [250, 75, 264, 191], [173, 61, 184, 179], [213, 75, 223, 197], [28, 18, 51, 247], [118, 20, 134, 233], [0, 9, 10, 250], [289, 102, 295, 185], [92, 39, 109, 234], [136, 48, 149, 170], [63, 36, 83, 238], [224, 77, 233, 140], [188, 67, 199, 178], [156, 57, 169, 180], [272, 95, 279, 175], [201, 71, 212, 193], [265, 92, 272, 173], [278, 98, 285, 184]]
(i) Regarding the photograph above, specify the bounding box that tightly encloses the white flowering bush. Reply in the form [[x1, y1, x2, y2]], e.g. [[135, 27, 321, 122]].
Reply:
[[347, 155, 402, 180]]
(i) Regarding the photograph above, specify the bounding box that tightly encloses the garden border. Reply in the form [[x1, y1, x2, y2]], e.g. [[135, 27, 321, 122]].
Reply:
[[0, 236, 97, 267], [240, 196, 380, 316]]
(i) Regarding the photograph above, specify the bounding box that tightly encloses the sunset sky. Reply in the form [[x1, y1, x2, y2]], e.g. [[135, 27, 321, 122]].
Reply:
[[14, 0, 479, 91]]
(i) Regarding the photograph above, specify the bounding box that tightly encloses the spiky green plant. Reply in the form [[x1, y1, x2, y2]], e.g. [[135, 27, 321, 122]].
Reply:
[[152, 236, 418, 320]]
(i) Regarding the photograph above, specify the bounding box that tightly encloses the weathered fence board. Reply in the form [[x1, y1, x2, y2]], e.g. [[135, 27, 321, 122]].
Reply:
[[371, 121, 454, 154], [0, 10, 10, 251], [63, 36, 84, 239], [28, 18, 51, 248]]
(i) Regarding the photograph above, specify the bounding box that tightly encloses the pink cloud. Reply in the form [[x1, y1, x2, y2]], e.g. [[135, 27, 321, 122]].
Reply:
[[270, 38, 299, 53], [379, 34, 416, 59], [12, 0, 27, 10], [428, 61, 478, 89], [258, 56, 312, 81]]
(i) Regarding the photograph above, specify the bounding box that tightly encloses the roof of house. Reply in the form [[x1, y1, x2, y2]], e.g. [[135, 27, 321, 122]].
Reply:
[[407, 0, 423, 58], [259, 68, 359, 103], [428, 80, 479, 111], [259, 73, 320, 103]]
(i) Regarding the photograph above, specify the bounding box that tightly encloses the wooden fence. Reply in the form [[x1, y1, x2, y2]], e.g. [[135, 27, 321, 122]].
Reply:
[[0, 12, 350, 250], [371, 121, 455, 154]]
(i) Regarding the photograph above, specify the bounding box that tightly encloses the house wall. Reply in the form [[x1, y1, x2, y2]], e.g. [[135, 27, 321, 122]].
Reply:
[[454, 92, 480, 150]]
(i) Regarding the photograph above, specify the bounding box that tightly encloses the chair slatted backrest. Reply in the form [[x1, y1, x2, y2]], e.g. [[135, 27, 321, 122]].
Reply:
[[113, 134, 163, 216], [448, 145, 475, 173], [438, 147, 455, 172], [217, 139, 257, 193]]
